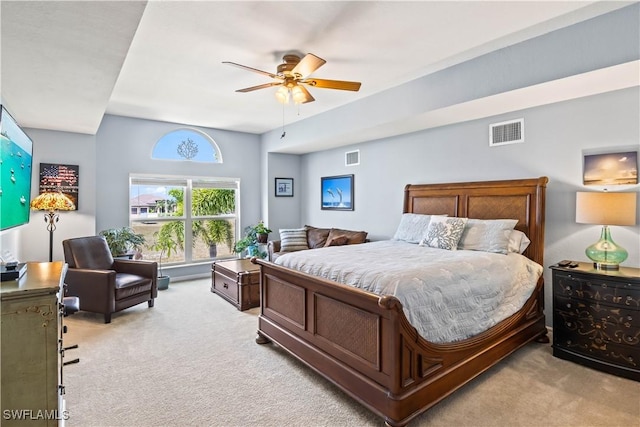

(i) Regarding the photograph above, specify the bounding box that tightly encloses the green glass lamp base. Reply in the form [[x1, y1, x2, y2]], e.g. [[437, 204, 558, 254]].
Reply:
[[585, 225, 628, 271]]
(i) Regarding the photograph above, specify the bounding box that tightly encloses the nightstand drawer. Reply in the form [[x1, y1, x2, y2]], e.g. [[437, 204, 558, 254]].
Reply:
[[554, 324, 638, 370], [554, 295, 640, 329], [553, 272, 640, 310]]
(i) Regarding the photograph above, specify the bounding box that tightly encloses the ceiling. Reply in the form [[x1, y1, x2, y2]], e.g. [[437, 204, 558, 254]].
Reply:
[[0, 1, 634, 151]]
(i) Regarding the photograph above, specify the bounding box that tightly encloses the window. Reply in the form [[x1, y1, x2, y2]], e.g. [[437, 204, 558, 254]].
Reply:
[[129, 175, 239, 267], [152, 129, 222, 162]]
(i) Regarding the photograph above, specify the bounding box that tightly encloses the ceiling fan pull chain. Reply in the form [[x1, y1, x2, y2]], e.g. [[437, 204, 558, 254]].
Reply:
[[281, 103, 286, 139]]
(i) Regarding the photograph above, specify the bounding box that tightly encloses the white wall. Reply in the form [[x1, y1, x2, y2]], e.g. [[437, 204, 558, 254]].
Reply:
[[295, 87, 640, 321], [11, 115, 262, 279], [18, 129, 96, 262]]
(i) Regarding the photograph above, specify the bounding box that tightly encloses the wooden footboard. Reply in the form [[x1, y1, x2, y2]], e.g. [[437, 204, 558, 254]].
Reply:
[[254, 177, 548, 426], [254, 258, 547, 426]]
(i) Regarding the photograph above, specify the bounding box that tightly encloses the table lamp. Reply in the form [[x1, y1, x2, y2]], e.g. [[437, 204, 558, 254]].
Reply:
[[30, 191, 76, 262], [575, 191, 637, 270]]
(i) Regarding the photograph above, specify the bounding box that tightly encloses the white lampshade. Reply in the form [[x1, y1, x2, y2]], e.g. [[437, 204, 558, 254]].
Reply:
[[576, 192, 637, 225]]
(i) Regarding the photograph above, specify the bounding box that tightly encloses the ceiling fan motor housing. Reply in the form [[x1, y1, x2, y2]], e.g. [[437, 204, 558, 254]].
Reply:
[[277, 54, 302, 77]]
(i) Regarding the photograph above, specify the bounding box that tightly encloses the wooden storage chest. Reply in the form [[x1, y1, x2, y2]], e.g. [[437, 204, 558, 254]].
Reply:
[[211, 259, 260, 311]]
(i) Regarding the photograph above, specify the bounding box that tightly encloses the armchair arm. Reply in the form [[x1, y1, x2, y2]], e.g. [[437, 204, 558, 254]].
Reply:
[[64, 268, 116, 314], [114, 259, 158, 278], [267, 240, 281, 261]]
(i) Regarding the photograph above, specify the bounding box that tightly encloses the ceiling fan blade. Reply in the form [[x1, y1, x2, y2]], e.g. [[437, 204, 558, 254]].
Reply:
[[291, 53, 326, 78], [293, 85, 315, 104], [301, 78, 361, 91], [236, 82, 282, 93], [222, 61, 278, 79]]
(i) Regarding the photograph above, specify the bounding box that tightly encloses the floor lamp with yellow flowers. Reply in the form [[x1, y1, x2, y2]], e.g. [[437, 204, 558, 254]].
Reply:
[[30, 191, 76, 262]]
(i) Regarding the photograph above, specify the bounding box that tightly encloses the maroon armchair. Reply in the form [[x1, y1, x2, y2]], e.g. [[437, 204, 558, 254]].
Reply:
[[62, 236, 158, 323]]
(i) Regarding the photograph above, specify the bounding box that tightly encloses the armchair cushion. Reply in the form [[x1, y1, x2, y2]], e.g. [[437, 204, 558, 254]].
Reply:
[[115, 273, 154, 300], [63, 236, 114, 270]]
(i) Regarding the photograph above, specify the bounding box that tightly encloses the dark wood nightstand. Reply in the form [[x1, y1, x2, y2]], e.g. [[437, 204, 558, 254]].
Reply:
[[211, 259, 260, 311], [550, 261, 640, 381]]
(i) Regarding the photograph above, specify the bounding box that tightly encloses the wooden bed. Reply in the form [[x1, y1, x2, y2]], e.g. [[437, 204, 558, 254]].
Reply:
[[253, 177, 549, 426]]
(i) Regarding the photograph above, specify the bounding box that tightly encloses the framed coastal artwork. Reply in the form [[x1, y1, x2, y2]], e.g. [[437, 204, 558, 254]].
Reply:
[[321, 174, 354, 211], [583, 151, 638, 185]]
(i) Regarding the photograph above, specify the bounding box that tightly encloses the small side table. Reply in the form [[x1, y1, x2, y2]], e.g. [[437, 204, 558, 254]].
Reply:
[[550, 261, 640, 381], [211, 259, 260, 311]]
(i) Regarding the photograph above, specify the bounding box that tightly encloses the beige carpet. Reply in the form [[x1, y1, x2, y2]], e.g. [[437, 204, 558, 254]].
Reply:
[[63, 278, 640, 427]]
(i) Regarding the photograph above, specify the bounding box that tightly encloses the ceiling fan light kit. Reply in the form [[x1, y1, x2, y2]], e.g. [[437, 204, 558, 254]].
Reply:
[[223, 53, 361, 105]]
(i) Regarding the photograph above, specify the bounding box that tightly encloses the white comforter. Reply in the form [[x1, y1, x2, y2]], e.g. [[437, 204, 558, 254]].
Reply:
[[274, 240, 543, 343]]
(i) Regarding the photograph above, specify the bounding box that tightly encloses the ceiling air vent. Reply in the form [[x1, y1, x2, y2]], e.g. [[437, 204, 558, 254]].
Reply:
[[345, 150, 360, 166], [489, 118, 524, 147]]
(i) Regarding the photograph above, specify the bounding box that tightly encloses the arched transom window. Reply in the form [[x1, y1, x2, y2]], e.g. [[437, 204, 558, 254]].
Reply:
[[152, 129, 222, 163]]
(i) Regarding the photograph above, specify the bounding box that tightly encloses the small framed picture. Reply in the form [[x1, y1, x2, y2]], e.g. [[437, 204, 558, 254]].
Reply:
[[321, 174, 354, 211], [275, 177, 294, 197]]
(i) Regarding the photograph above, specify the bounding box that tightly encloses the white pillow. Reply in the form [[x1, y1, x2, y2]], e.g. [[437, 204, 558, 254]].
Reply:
[[393, 213, 438, 243], [419, 216, 468, 250], [279, 228, 309, 252], [507, 229, 531, 254], [457, 219, 518, 254]]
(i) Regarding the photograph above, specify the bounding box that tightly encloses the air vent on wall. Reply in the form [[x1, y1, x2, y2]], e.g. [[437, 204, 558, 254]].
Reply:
[[345, 150, 360, 166], [489, 118, 524, 146]]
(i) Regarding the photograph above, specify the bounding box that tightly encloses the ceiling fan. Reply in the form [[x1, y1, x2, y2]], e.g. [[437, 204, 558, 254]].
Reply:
[[223, 53, 361, 104]]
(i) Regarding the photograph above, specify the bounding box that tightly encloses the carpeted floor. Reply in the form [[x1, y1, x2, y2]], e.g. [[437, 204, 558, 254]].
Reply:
[[63, 278, 640, 426]]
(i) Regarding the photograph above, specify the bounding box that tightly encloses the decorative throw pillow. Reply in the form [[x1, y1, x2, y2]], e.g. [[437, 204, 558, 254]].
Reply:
[[392, 213, 439, 243], [457, 219, 518, 254], [323, 228, 368, 246], [419, 216, 468, 250], [507, 229, 531, 254], [326, 235, 349, 246], [305, 225, 331, 249], [279, 228, 309, 252]]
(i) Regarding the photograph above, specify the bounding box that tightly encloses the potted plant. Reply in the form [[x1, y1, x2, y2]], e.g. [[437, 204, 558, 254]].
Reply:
[[254, 221, 272, 244], [234, 222, 271, 258], [193, 219, 234, 258], [99, 227, 146, 258], [148, 228, 178, 290]]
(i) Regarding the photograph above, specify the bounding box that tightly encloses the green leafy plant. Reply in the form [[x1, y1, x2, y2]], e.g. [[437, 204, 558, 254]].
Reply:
[[99, 227, 146, 257], [193, 219, 234, 257], [234, 222, 271, 258], [148, 227, 179, 277]]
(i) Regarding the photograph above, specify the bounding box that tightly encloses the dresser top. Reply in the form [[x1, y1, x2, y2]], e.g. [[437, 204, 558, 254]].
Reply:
[[550, 260, 639, 280], [0, 261, 66, 297]]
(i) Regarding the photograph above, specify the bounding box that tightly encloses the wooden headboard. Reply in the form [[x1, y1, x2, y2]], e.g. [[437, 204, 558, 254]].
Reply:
[[403, 177, 548, 266]]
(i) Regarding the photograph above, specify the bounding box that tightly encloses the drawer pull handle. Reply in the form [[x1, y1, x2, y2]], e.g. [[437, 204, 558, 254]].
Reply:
[[223, 283, 228, 289]]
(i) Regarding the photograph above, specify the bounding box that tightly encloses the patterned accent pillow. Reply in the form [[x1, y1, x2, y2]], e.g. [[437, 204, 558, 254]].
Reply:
[[279, 228, 309, 252], [457, 219, 518, 254], [419, 216, 468, 250], [393, 213, 438, 243]]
